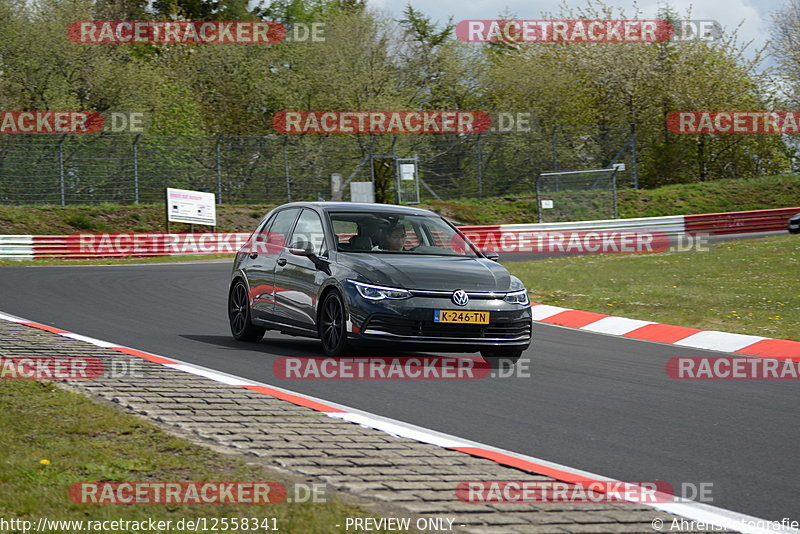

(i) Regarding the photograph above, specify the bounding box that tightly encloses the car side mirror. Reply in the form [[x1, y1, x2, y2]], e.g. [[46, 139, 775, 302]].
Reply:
[[289, 244, 315, 257], [289, 238, 316, 257], [483, 250, 500, 262]]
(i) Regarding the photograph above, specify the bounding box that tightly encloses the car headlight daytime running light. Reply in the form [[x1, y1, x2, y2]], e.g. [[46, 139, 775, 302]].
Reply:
[[503, 289, 530, 305], [349, 280, 412, 301]]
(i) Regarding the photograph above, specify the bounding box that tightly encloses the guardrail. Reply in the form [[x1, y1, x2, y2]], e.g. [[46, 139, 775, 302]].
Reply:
[[0, 235, 34, 260], [30, 233, 251, 259], [460, 215, 687, 254], [0, 207, 796, 260], [684, 207, 799, 235]]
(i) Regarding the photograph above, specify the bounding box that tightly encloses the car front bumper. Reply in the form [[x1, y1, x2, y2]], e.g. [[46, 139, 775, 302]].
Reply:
[[343, 287, 533, 352]]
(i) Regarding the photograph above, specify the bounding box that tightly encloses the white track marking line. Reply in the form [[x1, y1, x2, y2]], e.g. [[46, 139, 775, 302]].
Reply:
[[0, 312, 25, 323], [328, 412, 469, 448], [163, 363, 257, 386], [58, 332, 115, 348]]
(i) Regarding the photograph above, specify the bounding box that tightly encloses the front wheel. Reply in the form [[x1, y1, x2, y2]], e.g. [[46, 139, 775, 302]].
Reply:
[[229, 280, 265, 342], [480, 349, 523, 369], [319, 291, 349, 356]]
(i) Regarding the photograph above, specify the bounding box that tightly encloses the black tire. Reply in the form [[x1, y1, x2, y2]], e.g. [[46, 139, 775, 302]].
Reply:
[[228, 280, 265, 342], [480, 349, 523, 369], [319, 290, 349, 357]]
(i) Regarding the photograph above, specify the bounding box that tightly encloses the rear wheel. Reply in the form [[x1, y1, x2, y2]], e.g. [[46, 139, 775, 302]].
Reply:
[[319, 291, 349, 356], [229, 280, 265, 342], [480, 349, 523, 369]]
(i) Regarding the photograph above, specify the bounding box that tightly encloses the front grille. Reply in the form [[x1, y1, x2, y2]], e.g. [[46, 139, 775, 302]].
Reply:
[[364, 314, 531, 340], [409, 289, 504, 299]]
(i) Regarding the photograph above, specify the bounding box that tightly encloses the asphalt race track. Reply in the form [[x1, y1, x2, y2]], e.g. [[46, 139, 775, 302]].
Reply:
[[0, 259, 797, 524]]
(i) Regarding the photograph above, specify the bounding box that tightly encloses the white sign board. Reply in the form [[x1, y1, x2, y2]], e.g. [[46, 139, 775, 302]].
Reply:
[[541, 199, 554, 209], [350, 182, 375, 203], [612, 163, 626, 171], [400, 163, 416, 181], [166, 188, 216, 226]]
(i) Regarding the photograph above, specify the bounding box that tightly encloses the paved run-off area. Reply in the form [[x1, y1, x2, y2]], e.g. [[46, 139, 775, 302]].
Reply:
[[0, 320, 731, 533]]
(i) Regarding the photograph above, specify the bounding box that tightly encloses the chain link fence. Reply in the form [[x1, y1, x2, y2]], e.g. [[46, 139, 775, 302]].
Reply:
[[535, 168, 620, 223], [0, 124, 637, 206]]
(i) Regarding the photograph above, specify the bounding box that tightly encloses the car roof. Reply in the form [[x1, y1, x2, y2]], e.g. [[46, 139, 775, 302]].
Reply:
[[277, 201, 437, 216]]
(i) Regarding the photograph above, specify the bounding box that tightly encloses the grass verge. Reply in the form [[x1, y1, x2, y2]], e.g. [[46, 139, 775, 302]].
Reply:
[[506, 234, 800, 341], [0, 380, 403, 533]]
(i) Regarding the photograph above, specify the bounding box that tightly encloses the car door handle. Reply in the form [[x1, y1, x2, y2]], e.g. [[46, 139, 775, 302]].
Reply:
[[277, 258, 287, 266]]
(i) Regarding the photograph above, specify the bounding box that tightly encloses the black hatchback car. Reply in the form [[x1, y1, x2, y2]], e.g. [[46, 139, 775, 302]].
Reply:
[[228, 202, 532, 364]]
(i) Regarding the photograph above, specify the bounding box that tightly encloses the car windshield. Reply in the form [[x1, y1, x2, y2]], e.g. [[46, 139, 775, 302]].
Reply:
[[328, 211, 479, 257]]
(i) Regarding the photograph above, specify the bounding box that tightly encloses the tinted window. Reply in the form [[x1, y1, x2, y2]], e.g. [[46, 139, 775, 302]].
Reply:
[[289, 209, 327, 256], [261, 208, 300, 252], [332, 219, 358, 246], [328, 211, 477, 256]]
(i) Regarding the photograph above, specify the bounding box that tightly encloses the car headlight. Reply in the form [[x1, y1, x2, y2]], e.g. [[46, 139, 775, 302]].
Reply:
[[349, 280, 412, 300], [504, 289, 530, 305]]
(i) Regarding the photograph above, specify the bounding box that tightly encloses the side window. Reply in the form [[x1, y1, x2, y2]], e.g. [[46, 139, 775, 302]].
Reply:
[[332, 219, 358, 247], [246, 214, 273, 253], [263, 208, 300, 253], [254, 214, 274, 236], [289, 209, 327, 256]]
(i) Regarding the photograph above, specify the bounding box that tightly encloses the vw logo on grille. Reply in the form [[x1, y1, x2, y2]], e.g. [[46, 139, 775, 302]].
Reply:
[[452, 289, 469, 306]]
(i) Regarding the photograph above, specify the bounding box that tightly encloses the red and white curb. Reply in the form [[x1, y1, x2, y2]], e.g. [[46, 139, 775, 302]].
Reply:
[[531, 303, 800, 360], [0, 309, 796, 533]]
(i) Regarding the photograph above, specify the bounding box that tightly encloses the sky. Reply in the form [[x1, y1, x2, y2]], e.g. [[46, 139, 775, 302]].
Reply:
[[368, 0, 785, 66]]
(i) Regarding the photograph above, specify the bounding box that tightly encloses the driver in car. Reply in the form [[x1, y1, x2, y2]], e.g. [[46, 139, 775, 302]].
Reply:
[[380, 225, 406, 251]]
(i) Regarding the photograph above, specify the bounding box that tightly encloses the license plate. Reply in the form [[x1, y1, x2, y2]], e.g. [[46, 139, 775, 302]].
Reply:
[[434, 310, 489, 324]]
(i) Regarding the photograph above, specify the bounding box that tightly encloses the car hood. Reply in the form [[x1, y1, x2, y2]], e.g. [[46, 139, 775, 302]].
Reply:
[[339, 253, 513, 292]]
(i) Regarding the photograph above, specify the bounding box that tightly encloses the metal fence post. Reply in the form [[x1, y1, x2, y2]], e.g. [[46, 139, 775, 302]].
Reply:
[[612, 169, 618, 219], [630, 122, 639, 189], [535, 173, 542, 223], [58, 135, 66, 206], [283, 135, 291, 202], [215, 134, 223, 204], [132, 134, 141, 204], [476, 134, 483, 199], [369, 136, 375, 185]]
